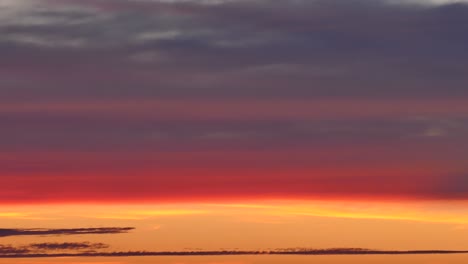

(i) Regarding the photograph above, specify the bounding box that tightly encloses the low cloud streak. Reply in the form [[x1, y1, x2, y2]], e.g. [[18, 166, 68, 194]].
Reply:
[[0, 227, 134, 237], [0, 247, 467, 258]]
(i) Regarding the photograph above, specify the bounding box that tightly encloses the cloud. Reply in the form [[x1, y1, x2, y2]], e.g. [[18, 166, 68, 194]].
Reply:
[[1, 0, 468, 100], [0, 247, 467, 258], [0, 242, 109, 256], [0, 227, 134, 237], [0, 245, 29, 255], [29, 242, 109, 251], [0, 0, 468, 202]]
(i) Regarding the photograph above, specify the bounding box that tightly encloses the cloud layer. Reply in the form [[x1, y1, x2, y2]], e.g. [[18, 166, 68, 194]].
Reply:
[[0, 0, 467, 202], [1, 0, 468, 100]]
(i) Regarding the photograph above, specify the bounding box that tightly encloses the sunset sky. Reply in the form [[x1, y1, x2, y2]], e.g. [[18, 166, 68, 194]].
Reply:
[[1, 0, 468, 262]]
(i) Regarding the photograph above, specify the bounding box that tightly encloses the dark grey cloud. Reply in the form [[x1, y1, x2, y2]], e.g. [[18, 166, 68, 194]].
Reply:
[[0, 227, 134, 237], [0, 117, 406, 151], [1, 0, 468, 100], [1, 110, 467, 152]]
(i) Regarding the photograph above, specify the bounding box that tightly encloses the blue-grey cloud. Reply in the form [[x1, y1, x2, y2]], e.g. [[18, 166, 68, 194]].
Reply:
[[1, 0, 468, 100]]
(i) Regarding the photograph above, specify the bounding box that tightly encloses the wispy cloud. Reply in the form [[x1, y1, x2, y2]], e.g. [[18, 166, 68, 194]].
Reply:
[[88, 208, 209, 220], [0, 245, 29, 255], [0, 227, 134, 237], [29, 242, 109, 251], [0, 242, 109, 256]]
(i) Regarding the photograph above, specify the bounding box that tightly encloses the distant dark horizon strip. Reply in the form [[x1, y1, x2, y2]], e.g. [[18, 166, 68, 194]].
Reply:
[[1, 249, 468, 258]]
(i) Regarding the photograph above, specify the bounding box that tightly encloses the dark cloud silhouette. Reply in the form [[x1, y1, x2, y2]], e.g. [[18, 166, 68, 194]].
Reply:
[[0, 227, 134, 237], [0, 247, 467, 258], [0, 242, 109, 256], [0, 245, 30, 255], [29, 242, 109, 251]]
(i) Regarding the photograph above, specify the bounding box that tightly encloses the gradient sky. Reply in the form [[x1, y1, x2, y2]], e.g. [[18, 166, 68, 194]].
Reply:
[[1, 0, 468, 262]]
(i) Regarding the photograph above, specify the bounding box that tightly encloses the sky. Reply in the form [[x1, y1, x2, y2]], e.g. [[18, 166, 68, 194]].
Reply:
[[1, 0, 468, 262]]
